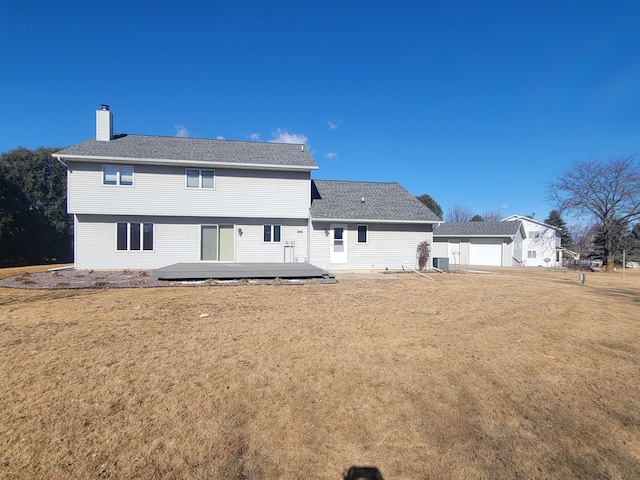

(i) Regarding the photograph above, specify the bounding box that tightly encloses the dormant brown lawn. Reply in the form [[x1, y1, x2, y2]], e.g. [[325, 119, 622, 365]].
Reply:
[[1, 266, 639, 479]]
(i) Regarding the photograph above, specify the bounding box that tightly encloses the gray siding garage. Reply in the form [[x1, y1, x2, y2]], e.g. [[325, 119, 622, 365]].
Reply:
[[433, 221, 525, 268]]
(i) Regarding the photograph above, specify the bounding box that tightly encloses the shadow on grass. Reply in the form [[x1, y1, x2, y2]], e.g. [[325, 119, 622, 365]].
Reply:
[[344, 466, 384, 479]]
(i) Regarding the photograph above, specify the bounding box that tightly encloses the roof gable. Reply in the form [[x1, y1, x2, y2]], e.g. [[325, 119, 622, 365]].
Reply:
[[502, 214, 560, 231], [310, 180, 441, 222], [53, 134, 318, 170]]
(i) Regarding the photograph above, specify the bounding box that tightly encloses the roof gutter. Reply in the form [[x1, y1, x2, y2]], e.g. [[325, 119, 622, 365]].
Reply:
[[312, 218, 439, 225], [53, 155, 71, 171], [51, 154, 319, 172], [433, 234, 518, 238]]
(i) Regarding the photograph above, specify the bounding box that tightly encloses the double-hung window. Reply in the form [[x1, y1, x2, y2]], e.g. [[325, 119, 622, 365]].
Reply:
[[117, 222, 154, 251], [263, 225, 281, 243], [186, 169, 215, 189], [103, 165, 134, 186], [357, 225, 368, 243]]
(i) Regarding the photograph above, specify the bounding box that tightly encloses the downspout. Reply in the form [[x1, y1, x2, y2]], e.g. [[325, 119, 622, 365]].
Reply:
[[307, 207, 312, 264]]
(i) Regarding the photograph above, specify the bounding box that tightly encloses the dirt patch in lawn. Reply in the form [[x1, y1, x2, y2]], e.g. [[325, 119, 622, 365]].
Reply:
[[0, 267, 336, 289], [1, 267, 639, 479]]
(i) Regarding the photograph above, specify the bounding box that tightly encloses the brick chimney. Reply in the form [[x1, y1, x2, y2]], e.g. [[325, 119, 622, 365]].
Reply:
[[96, 104, 113, 141]]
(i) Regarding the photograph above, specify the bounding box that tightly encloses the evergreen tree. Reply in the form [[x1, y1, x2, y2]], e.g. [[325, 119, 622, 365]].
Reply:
[[416, 193, 443, 219], [0, 147, 72, 266], [545, 210, 574, 247]]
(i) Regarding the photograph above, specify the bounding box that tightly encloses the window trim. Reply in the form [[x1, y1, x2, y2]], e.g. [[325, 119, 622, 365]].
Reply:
[[263, 224, 282, 243], [185, 168, 215, 189], [116, 222, 154, 252], [357, 224, 368, 244], [527, 250, 537, 259], [103, 165, 134, 187], [528, 231, 540, 239]]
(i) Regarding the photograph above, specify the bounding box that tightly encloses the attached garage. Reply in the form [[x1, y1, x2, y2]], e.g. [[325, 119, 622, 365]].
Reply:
[[469, 239, 502, 266]]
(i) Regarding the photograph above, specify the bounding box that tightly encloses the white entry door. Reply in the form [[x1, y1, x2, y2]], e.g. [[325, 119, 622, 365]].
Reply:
[[330, 224, 347, 264]]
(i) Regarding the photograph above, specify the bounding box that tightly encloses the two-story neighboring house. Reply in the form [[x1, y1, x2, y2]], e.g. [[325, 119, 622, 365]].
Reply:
[[53, 106, 440, 271], [502, 215, 562, 267]]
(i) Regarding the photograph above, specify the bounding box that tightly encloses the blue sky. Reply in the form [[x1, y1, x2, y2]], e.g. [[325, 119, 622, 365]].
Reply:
[[2, 1, 639, 221]]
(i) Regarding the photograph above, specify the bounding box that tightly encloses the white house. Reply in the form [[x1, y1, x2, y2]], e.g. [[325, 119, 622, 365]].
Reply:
[[53, 106, 440, 271], [502, 215, 563, 267], [432, 221, 526, 267]]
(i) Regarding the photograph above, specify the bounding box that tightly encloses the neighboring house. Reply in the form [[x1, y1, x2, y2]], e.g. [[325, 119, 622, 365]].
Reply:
[[53, 106, 439, 271], [502, 215, 563, 267], [432, 221, 526, 267]]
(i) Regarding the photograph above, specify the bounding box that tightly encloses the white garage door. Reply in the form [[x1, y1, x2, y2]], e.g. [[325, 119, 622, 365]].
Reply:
[[469, 240, 502, 266]]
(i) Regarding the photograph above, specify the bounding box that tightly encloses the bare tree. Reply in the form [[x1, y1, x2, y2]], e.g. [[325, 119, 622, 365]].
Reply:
[[548, 155, 640, 270], [568, 223, 596, 256], [445, 204, 475, 222], [483, 210, 503, 221]]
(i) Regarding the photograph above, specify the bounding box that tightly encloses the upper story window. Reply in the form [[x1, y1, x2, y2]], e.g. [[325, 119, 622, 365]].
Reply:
[[357, 225, 368, 243], [528, 231, 540, 239], [103, 165, 134, 186], [263, 225, 281, 243], [186, 169, 215, 189]]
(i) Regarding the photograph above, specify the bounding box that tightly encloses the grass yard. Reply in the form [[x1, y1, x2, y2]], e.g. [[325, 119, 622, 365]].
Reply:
[[1, 266, 639, 479]]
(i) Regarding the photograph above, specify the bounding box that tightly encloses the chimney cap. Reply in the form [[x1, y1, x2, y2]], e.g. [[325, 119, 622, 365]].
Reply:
[[100, 104, 110, 111]]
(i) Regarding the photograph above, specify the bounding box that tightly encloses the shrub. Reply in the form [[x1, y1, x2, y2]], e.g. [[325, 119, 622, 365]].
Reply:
[[417, 241, 430, 271]]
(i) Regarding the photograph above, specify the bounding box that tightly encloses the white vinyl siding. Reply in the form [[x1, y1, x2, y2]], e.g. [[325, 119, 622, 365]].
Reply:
[[517, 218, 561, 267], [310, 222, 433, 269], [74, 215, 308, 269], [69, 163, 310, 218]]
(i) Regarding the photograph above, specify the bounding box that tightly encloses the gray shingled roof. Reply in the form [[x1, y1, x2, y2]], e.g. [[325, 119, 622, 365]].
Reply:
[[53, 134, 317, 168], [434, 221, 523, 237], [310, 180, 441, 222]]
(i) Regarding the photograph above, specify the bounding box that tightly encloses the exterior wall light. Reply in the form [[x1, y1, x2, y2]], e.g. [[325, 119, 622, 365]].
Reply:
[[238, 228, 243, 236]]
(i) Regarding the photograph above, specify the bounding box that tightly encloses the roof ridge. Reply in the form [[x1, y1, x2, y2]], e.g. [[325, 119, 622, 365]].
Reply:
[[313, 179, 400, 185], [102, 133, 307, 146]]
